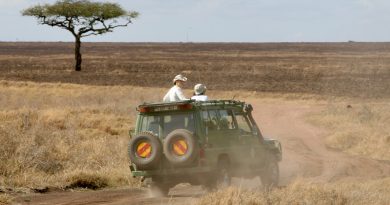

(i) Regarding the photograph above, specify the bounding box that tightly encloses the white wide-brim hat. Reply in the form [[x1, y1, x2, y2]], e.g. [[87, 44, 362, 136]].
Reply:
[[194, 84, 207, 95], [173, 74, 188, 83]]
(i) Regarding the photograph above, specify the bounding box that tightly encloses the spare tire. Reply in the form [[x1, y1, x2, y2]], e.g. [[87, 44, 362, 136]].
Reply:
[[128, 132, 162, 170], [163, 129, 198, 166]]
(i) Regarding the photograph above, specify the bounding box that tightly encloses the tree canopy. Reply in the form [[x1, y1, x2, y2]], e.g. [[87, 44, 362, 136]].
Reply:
[[22, 0, 138, 71], [22, 0, 139, 37]]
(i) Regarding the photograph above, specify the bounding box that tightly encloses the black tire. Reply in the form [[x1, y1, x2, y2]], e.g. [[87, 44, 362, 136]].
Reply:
[[216, 158, 231, 188], [128, 132, 162, 170], [260, 154, 279, 189], [163, 129, 198, 166]]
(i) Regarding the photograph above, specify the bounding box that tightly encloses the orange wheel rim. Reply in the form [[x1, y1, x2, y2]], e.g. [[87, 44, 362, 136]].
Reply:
[[136, 142, 152, 158], [172, 139, 188, 156]]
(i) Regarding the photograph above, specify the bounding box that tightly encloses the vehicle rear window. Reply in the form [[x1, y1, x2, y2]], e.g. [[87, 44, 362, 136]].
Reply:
[[139, 112, 194, 137]]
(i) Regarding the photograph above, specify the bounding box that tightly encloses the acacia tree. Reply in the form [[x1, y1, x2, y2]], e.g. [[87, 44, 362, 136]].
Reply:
[[23, 0, 138, 71]]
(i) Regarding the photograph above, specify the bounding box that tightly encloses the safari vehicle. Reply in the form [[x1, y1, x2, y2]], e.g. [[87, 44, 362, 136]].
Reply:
[[128, 100, 282, 195]]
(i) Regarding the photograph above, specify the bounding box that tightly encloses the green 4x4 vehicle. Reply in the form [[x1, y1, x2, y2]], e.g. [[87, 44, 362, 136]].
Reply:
[[128, 100, 282, 195]]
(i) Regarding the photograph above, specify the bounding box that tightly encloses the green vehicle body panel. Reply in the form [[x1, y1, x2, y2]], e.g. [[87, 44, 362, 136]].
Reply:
[[129, 100, 282, 178]]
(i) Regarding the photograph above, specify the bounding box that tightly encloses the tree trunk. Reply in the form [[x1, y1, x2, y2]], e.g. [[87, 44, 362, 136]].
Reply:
[[74, 36, 82, 71]]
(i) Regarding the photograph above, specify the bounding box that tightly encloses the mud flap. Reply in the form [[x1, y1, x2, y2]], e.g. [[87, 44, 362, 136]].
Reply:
[[129, 164, 135, 172]]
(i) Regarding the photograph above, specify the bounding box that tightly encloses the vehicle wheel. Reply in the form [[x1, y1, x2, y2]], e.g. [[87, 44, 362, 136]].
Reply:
[[260, 154, 279, 189], [163, 129, 198, 166], [216, 158, 231, 188], [128, 132, 162, 170]]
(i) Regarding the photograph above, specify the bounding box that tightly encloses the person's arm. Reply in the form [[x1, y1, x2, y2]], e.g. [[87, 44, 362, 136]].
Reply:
[[163, 88, 171, 102], [176, 88, 189, 100], [163, 93, 169, 102]]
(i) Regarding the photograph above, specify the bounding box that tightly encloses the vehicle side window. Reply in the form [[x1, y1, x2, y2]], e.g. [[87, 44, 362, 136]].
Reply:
[[235, 113, 252, 133], [218, 110, 235, 130], [202, 110, 219, 130]]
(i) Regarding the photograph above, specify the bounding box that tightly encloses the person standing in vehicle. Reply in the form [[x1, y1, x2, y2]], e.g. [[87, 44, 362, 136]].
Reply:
[[191, 84, 208, 101], [163, 74, 189, 102]]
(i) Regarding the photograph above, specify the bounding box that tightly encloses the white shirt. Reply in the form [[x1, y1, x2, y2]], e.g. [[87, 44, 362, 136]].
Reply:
[[163, 85, 188, 102], [191, 95, 208, 101]]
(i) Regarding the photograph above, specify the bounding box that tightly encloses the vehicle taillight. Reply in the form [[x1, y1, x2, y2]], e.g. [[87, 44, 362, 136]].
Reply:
[[199, 148, 205, 159], [199, 148, 206, 166], [139, 107, 150, 113]]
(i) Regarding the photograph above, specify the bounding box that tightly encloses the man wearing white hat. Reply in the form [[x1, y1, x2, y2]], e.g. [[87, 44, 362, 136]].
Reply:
[[191, 84, 208, 101], [163, 74, 189, 102]]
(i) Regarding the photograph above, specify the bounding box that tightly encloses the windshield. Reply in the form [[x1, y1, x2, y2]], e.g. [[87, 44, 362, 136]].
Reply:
[[139, 112, 195, 137]]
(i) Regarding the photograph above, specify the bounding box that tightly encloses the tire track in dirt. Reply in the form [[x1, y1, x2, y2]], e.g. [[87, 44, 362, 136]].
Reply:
[[14, 101, 390, 205], [251, 100, 390, 184]]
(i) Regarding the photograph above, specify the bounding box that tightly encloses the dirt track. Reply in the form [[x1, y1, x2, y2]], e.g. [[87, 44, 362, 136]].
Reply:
[[253, 101, 389, 184], [14, 100, 390, 205]]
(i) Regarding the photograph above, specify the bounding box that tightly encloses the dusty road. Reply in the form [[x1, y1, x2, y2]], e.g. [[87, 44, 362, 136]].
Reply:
[[254, 101, 389, 184], [13, 100, 390, 205]]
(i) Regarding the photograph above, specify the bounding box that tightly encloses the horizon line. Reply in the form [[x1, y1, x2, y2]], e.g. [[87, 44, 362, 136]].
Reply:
[[1, 41, 390, 44]]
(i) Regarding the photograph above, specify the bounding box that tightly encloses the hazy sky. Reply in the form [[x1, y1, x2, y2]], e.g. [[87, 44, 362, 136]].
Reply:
[[1, 0, 390, 42]]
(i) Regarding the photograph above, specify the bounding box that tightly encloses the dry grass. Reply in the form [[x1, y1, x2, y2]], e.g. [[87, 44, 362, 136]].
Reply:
[[0, 194, 13, 205], [0, 80, 165, 189], [308, 102, 390, 161], [196, 178, 390, 205], [0, 80, 389, 205], [1, 42, 389, 205], [0, 80, 260, 190]]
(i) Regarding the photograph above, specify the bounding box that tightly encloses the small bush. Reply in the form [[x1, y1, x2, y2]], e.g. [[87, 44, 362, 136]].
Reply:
[[66, 172, 109, 190]]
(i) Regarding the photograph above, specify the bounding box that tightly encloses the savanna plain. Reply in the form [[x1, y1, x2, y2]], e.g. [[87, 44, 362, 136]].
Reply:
[[0, 42, 389, 205]]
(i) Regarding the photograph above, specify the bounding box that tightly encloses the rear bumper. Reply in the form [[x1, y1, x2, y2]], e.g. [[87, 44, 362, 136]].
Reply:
[[130, 164, 212, 177], [131, 170, 149, 177]]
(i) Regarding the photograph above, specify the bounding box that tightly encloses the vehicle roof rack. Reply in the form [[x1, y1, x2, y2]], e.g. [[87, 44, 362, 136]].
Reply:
[[139, 100, 194, 108], [139, 100, 245, 108], [194, 100, 245, 107]]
